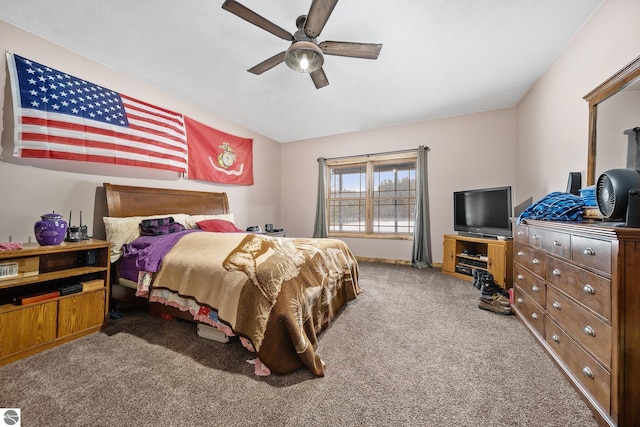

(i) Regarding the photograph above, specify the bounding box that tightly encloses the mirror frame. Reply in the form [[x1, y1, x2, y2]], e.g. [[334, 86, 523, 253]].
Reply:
[[584, 54, 640, 186]]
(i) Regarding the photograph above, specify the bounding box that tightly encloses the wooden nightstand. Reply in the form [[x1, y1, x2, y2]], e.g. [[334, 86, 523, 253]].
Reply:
[[0, 239, 110, 366]]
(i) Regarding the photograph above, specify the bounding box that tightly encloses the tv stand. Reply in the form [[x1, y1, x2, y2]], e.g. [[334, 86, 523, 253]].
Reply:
[[442, 234, 513, 288]]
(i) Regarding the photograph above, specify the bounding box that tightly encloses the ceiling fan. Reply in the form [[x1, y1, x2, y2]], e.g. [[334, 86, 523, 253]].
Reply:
[[221, 0, 383, 89]]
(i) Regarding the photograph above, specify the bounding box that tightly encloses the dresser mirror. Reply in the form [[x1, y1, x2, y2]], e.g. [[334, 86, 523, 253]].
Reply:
[[584, 55, 640, 186]]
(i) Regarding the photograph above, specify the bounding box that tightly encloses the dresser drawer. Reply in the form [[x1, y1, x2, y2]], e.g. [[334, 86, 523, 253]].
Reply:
[[513, 285, 544, 337], [513, 224, 528, 244], [546, 256, 611, 321], [514, 263, 545, 308], [545, 317, 610, 413], [546, 286, 612, 368], [571, 236, 612, 275], [514, 243, 546, 277], [528, 228, 571, 259]]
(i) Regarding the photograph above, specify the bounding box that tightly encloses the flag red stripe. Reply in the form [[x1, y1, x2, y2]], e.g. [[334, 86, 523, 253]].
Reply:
[[21, 116, 187, 154], [21, 132, 187, 164], [126, 112, 186, 139], [120, 94, 183, 118], [123, 102, 185, 128], [19, 149, 185, 172]]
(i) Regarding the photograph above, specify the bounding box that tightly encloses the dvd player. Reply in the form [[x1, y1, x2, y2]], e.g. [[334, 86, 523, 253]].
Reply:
[[455, 264, 473, 275]]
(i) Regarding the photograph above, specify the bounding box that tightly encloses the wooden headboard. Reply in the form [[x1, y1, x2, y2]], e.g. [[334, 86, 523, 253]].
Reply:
[[104, 183, 229, 218]]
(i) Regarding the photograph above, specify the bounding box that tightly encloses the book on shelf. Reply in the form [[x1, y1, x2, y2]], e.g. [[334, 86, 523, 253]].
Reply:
[[13, 290, 60, 305], [81, 279, 104, 292], [59, 283, 83, 296]]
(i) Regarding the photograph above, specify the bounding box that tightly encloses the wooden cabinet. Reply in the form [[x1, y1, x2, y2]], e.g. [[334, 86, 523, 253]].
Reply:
[[512, 220, 640, 426], [0, 239, 110, 366], [442, 234, 513, 288]]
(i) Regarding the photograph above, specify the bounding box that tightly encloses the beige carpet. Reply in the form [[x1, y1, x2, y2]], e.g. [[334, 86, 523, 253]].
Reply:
[[0, 262, 597, 426]]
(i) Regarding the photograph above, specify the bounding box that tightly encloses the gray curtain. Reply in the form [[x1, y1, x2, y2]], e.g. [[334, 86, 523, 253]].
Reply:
[[412, 146, 432, 268], [313, 157, 328, 238]]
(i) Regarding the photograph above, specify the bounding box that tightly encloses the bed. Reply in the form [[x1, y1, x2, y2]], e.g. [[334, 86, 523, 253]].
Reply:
[[103, 183, 361, 376]]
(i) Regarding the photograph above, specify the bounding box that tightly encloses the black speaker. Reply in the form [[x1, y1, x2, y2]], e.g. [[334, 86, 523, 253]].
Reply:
[[566, 172, 581, 195], [625, 188, 640, 228]]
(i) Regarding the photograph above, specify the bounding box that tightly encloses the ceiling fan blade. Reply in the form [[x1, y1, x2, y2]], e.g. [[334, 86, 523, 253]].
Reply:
[[222, 0, 293, 41], [310, 68, 329, 89], [319, 41, 383, 59], [304, 0, 338, 39], [247, 51, 286, 75]]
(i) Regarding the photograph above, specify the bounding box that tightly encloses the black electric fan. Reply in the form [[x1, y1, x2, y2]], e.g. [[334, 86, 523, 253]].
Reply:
[[596, 127, 640, 221], [596, 168, 640, 220]]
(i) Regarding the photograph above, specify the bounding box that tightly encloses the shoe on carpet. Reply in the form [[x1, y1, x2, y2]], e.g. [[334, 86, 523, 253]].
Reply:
[[478, 298, 512, 315], [471, 269, 481, 288], [474, 270, 492, 290], [479, 293, 510, 307], [480, 283, 510, 298], [478, 272, 495, 289], [108, 309, 124, 321]]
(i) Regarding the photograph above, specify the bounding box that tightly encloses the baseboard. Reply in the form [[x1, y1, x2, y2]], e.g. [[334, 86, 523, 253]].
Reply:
[[354, 257, 441, 268], [355, 257, 412, 265]]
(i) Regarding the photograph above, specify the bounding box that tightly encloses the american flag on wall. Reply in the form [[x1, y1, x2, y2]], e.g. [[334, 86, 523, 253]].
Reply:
[[5, 53, 187, 172]]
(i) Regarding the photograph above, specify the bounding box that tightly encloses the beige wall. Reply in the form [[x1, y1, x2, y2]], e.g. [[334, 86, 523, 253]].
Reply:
[[515, 0, 640, 205], [0, 20, 282, 243], [281, 108, 517, 263]]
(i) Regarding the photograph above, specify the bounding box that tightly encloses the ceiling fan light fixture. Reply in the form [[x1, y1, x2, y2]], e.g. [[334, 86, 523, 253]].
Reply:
[[285, 41, 324, 73]]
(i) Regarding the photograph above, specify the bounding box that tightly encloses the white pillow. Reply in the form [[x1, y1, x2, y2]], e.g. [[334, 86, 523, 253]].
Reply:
[[103, 213, 190, 263], [184, 213, 235, 229]]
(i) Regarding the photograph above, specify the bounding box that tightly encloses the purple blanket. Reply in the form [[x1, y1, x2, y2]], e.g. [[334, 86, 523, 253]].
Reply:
[[120, 229, 203, 278]]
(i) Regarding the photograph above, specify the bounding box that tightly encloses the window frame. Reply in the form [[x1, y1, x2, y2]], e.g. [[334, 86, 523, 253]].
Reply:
[[326, 151, 417, 240]]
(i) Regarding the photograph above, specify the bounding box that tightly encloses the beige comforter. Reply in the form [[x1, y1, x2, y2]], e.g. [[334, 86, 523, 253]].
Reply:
[[148, 232, 361, 376]]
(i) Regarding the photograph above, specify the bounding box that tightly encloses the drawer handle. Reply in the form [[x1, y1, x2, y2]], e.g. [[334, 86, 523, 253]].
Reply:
[[552, 268, 561, 276], [583, 247, 595, 256], [532, 258, 540, 265], [584, 326, 596, 337], [517, 274, 524, 280], [517, 251, 524, 256], [517, 230, 524, 236], [551, 334, 560, 343], [531, 313, 539, 320], [583, 284, 595, 294], [553, 240, 561, 246], [517, 298, 524, 304], [531, 285, 540, 292], [582, 366, 594, 379], [552, 301, 561, 310], [533, 234, 539, 240]]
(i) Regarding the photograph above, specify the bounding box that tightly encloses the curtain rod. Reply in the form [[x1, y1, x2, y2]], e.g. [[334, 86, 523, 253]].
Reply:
[[319, 146, 429, 162]]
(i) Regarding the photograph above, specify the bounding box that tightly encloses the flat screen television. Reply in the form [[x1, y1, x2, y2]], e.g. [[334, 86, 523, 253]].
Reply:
[[453, 186, 513, 238]]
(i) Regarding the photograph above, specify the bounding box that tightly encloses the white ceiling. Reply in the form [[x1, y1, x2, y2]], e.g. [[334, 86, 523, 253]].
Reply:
[[0, 0, 602, 143]]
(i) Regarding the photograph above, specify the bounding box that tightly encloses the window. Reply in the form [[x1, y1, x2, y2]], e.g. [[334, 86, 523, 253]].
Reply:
[[327, 152, 417, 237]]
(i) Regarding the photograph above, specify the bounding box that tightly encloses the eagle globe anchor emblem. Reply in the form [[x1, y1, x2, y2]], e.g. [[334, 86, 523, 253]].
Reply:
[[209, 142, 244, 176], [217, 142, 236, 168]]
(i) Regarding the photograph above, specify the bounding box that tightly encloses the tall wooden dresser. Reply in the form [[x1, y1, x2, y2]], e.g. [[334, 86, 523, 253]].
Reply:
[[512, 219, 640, 426]]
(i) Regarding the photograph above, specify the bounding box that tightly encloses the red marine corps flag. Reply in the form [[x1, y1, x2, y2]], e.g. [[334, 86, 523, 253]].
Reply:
[[184, 116, 253, 185]]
